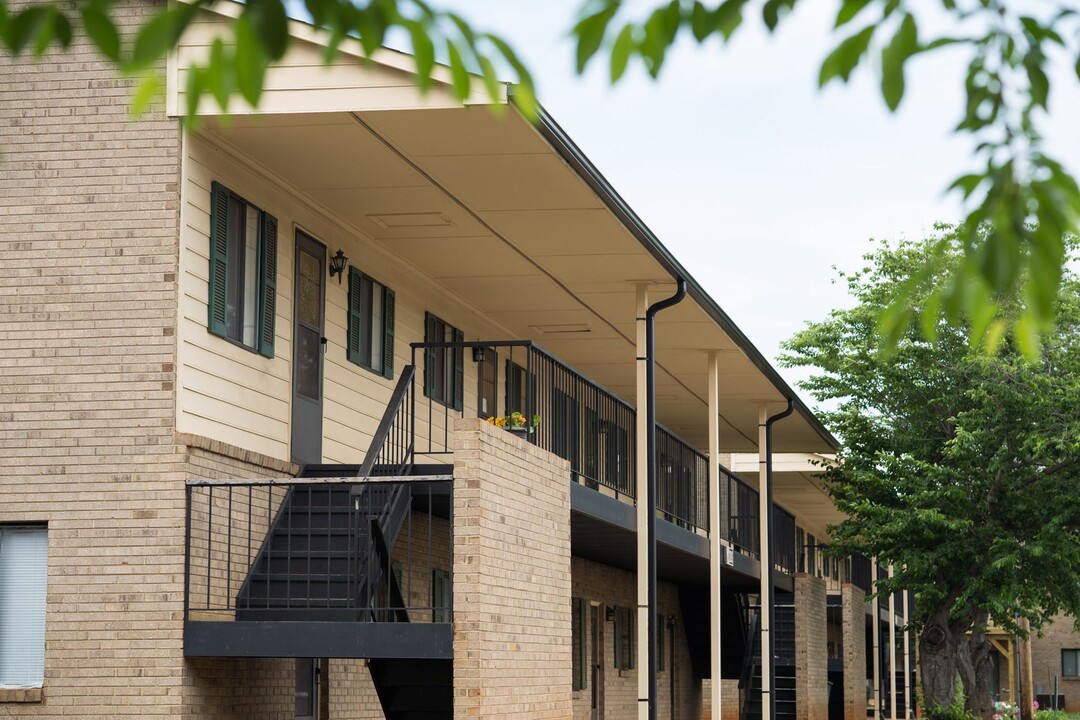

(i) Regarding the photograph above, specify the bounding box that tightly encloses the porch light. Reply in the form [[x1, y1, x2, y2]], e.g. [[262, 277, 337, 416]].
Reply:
[[328, 249, 348, 283], [472, 347, 486, 363], [605, 607, 615, 622]]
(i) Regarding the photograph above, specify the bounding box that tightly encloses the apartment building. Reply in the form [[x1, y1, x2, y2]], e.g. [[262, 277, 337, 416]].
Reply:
[[0, 2, 912, 718]]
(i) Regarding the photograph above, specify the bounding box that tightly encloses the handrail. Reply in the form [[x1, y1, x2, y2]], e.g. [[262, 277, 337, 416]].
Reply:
[[357, 364, 416, 478]]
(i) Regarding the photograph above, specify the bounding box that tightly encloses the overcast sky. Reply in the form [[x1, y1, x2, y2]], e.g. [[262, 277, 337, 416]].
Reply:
[[430, 1, 1080, 399]]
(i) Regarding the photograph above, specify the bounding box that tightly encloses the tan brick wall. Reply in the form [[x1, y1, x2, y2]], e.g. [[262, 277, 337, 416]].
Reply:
[[841, 585, 868, 720], [571, 557, 703, 720], [0, 0, 186, 715], [1030, 614, 1080, 711], [701, 679, 740, 720], [795, 574, 828, 720], [451, 418, 573, 719], [326, 659, 384, 719]]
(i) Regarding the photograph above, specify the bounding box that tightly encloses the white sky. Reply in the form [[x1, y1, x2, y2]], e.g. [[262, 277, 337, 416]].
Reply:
[[428, 1, 1080, 398]]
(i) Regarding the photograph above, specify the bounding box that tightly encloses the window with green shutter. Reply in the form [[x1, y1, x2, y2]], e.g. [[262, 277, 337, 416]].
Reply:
[[207, 181, 277, 357], [347, 267, 395, 378], [423, 312, 463, 410], [431, 569, 450, 623]]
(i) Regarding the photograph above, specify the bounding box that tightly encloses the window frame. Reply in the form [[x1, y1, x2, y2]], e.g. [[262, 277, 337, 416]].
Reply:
[[0, 524, 48, 690], [1063, 649, 1080, 678], [294, 658, 318, 720], [572, 597, 587, 691], [423, 312, 463, 410], [346, 266, 395, 379], [207, 181, 277, 358], [431, 568, 451, 623], [614, 605, 635, 670]]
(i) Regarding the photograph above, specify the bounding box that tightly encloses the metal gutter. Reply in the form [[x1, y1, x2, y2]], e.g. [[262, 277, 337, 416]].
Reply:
[[516, 96, 839, 452]]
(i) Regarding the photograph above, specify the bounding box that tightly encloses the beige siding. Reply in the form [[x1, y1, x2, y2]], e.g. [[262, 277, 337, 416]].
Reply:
[[170, 7, 491, 117], [177, 131, 509, 463]]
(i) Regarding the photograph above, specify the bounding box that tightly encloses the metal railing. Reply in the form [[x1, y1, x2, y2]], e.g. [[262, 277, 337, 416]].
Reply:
[[773, 505, 796, 574], [184, 475, 451, 623], [357, 365, 415, 478], [411, 339, 711, 533], [719, 466, 760, 558]]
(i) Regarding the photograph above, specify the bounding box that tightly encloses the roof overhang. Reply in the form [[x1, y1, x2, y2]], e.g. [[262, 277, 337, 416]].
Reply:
[[172, 2, 838, 457]]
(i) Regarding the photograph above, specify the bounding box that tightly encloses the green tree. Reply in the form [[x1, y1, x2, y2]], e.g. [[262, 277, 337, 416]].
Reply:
[[780, 227, 1080, 719], [2, 0, 1080, 348]]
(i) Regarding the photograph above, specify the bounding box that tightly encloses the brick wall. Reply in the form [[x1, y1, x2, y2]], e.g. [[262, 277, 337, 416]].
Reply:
[[1030, 614, 1080, 711], [451, 418, 573, 719], [571, 557, 703, 720], [0, 0, 187, 714], [795, 574, 828, 720], [841, 585, 868, 720]]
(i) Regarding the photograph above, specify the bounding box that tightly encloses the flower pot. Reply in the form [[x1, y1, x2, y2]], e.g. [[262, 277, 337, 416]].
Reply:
[[507, 426, 529, 439]]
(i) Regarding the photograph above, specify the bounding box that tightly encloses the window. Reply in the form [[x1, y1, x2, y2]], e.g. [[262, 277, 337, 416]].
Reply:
[[657, 613, 666, 672], [431, 569, 450, 623], [1063, 649, 1080, 677], [347, 267, 395, 378], [796, 527, 806, 573], [0, 525, 47, 688], [477, 347, 497, 418], [614, 606, 635, 670], [295, 658, 317, 719], [423, 313, 463, 410], [208, 181, 277, 357], [572, 598, 587, 690]]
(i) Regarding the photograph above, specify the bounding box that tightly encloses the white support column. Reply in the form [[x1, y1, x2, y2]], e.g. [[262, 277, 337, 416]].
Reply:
[[758, 404, 773, 720], [903, 589, 912, 719], [871, 558, 881, 720], [708, 352, 722, 720], [888, 566, 897, 720], [635, 284, 650, 720]]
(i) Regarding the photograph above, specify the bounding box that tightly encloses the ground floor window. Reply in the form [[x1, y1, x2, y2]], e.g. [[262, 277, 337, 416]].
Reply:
[[614, 606, 635, 670], [572, 598, 587, 690], [0, 525, 47, 688], [1063, 649, 1080, 677]]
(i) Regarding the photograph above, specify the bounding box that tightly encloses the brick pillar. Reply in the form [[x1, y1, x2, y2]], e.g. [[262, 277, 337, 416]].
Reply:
[[452, 418, 573, 719], [795, 573, 828, 720], [842, 584, 868, 720]]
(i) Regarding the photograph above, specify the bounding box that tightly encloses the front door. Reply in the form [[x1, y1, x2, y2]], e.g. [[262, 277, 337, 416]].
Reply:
[[291, 230, 325, 465]]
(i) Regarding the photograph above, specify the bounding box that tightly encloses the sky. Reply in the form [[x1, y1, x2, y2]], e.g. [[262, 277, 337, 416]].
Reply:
[[426, 1, 1080, 399]]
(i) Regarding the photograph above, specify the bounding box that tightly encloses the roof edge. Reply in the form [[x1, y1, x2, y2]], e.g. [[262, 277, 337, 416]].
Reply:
[[516, 95, 839, 452]]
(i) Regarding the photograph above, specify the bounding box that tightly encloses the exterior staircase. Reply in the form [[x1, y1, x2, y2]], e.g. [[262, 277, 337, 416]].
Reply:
[[740, 595, 797, 720]]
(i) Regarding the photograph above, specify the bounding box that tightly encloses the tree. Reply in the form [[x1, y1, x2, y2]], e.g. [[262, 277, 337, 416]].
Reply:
[[780, 227, 1080, 719], [2, 0, 1080, 348]]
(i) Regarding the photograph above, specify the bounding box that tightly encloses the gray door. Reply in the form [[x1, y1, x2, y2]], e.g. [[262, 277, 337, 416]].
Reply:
[[291, 231, 325, 465]]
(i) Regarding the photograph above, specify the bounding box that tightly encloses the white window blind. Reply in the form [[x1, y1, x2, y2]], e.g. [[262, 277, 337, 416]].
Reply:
[[0, 526, 47, 688]]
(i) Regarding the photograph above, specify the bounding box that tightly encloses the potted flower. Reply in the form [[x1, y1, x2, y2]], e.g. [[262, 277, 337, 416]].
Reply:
[[486, 411, 540, 438]]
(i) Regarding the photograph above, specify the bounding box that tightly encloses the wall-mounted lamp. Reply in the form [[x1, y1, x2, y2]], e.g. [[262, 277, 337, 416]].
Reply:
[[666, 615, 678, 629], [328, 249, 348, 284], [472, 347, 486, 363], [605, 607, 615, 622]]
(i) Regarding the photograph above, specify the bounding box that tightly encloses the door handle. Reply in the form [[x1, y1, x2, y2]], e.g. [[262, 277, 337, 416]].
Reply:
[[321, 336, 328, 354]]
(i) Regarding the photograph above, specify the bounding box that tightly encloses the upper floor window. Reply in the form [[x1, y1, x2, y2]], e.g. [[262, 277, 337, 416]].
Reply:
[[208, 181, 277, 357], [347, 267, 395, 378], [0, 525, 48, 688], [423, 312, 463, 410]]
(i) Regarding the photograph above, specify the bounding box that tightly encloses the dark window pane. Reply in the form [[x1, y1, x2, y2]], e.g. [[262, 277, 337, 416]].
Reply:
[[225, 195, 245, 343], [296, 325, 320, 400]]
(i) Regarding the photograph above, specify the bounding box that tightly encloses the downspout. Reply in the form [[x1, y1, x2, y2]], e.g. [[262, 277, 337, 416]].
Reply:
[[646, 278, 687, 720], [764, 397, 794, 720]]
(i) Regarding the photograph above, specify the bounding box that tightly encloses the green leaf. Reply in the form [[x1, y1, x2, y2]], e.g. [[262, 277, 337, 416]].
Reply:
[[131, 71, 162, 115], [714, 0, 746, 41], [835, 0, 872, 28], [234, 14, 266, 106], [1024, 52, 1049, 109], [206, 39, 232, 110], [130, 2, 199, 70], [80, 6, 120, 61], [762, 0, 796, 32], [610, 24, 635, 83], [355, 6, 387, 56], [476, 55, 504, 108], [8, 5, 50, 54], [446, 12, 477, 45], [405, 20, 435, 90], [252, 0, 289, 60], [949, 173, 987, 200], [690, 2, 711, 42], [446, 41, 471, 101], [819, 25, 875, 86], [1013, 310, 1042, 363], [881, 14, 918, 111], [573, 2, 618, 73]]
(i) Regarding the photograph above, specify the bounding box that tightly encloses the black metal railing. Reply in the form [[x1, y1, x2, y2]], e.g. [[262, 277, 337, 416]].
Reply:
[[719, 466, 760, 557], [877, 562, 889, 611], [851, 553, 872, 595], [657, 427, 709, 531], [184, 476, 451, 623], [773, 505, 796, 574], [357, 365, 416, 478], [409, 339, 713, 534]]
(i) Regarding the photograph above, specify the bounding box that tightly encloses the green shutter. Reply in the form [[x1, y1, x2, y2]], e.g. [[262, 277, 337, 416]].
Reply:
[[423, 311, 437, 397], [257, 212, 277, 358], [452, 327, 464, 411], [347, 268, 362, 365], [382, 287, 395, 379], [207, 182, 230, 337]]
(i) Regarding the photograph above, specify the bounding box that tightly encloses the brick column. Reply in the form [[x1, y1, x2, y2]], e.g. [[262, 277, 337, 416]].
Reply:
[[842, 584, 868, 720], [795, 573, 828, 720], [452, 418, 573, 719]]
